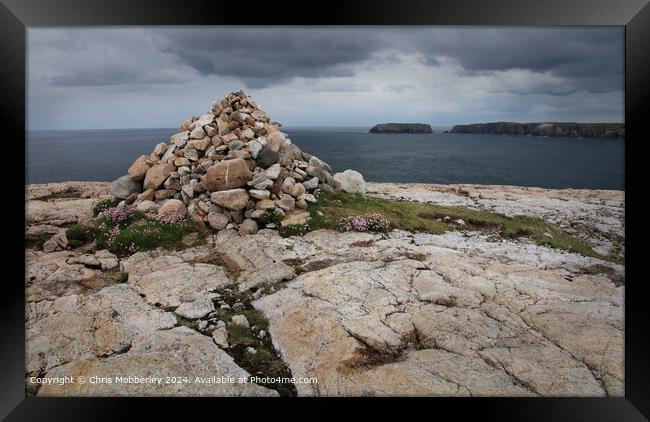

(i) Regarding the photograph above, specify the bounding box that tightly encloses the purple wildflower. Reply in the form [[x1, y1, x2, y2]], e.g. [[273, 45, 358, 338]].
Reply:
[[339, 213, 390, 233], [104, 203, 136, 223]]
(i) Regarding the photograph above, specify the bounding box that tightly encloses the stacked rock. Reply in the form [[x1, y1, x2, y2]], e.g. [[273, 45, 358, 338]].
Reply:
[[110, 91, 340, 235]]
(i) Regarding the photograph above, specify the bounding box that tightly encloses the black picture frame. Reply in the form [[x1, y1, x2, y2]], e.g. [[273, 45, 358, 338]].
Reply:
[[2, 0, 647, 419]]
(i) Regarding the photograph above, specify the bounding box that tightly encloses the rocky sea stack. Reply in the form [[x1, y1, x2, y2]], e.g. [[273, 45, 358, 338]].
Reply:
[[111, 90, 366, 234], [369, 123, 433, 134]]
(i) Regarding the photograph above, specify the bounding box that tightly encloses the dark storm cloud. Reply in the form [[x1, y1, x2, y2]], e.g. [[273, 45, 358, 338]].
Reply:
[[150, 28, 384, 88], [148, 27, 623, 94], [29, 28, 195, 89], [414, 28, 621, 73]]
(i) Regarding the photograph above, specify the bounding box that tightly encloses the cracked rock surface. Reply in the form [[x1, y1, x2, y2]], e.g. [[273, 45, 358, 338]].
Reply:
[[253, 232, 623, 396]]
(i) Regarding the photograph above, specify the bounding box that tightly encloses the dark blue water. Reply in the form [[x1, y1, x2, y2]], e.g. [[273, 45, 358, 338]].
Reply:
[[27, 127, 624, 189]]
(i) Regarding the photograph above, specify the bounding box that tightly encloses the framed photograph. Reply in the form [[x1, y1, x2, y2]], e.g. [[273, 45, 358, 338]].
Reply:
[[2, 0, 647, 419]]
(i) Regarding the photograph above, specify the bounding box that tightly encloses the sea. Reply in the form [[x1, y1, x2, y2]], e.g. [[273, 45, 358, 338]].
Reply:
[[26, 127, 625, 190]]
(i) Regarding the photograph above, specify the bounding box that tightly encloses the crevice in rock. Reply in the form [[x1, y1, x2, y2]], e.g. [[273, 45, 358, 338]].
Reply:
[[476, 349, 540, 396], [410, 354, 472, 396], [515, 312, 610, 396], [173, 284, 297, 396]]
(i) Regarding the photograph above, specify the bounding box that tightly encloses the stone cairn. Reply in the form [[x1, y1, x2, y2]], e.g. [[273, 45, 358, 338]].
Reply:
[[111, 91, 363, 235]]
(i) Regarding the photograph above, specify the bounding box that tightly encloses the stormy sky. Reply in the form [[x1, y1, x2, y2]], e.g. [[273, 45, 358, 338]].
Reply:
[[28, 27, 624, 130]]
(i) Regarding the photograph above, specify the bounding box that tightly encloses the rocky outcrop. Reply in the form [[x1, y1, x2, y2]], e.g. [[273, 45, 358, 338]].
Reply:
[[254, 245, 623, 396], [27, 181, 112, 201], [25, 181, 624, 397], [369, 123, 433, 134], [446, 122, 624, 138]]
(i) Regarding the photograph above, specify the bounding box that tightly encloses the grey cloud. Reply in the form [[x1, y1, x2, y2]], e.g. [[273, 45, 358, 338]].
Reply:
[[29, 28, 195, 88], [150, 28, 383, 88], [409, 27, 624, 94], [27, 27, 624, 129], [30, 27, 623, 96]]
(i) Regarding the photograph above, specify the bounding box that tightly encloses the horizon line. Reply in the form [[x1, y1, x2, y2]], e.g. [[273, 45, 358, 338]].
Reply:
[[27, 121, 625, 132]]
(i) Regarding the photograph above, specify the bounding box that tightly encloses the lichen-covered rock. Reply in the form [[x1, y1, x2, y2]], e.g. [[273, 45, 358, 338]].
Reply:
[[38, 327, 277, 397], [367, 182, 625, 260], [212, 327, 229, 349], [129, 263, 230, 308], [174, 296, 215, 319], [212, 229, 295, 291], [26, 250, 104, 302], [26, 284, 177, 376], [254, 250, 623, 396], [231, 314, 250, 328]]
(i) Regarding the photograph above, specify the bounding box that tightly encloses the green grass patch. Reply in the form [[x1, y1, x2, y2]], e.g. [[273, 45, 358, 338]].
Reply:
[[307, 191, 619, 264], [222, 311, 296, 397], [25, 232, 51, 249], [278, 223, 310, 238], [235, 309, 269, 330], [217, 309, 269, 331], [226, 324, 258, 347], [95, 216, 203, 256], [258, 209, 282, 226], [308, 191, 448, 234], [65, 223, 95, 248]]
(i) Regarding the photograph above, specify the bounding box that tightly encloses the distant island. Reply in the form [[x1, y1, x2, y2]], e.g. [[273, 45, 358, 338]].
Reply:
[[369, 123, 433, 134], [445, 122, 624, 138]]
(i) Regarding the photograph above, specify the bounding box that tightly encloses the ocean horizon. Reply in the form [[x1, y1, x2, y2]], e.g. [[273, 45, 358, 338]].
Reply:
[[26, 126, 624, 190]]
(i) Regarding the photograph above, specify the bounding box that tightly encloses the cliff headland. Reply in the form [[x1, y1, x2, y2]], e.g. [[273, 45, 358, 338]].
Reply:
[[446, 122, 624, 138]]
